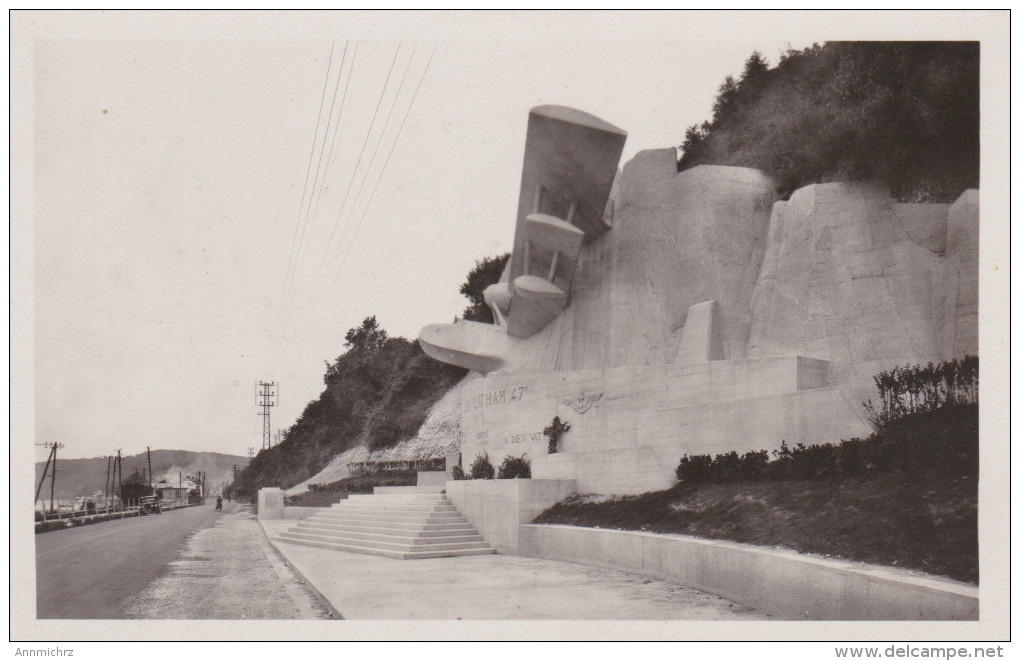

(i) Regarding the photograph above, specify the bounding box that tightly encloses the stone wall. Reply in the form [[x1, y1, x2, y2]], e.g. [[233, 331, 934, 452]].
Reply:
[[520, 525, 978, 620], [460, 356, 869, 494]]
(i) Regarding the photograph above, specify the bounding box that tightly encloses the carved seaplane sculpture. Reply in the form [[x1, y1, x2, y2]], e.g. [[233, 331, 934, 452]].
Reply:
[[419, 106, 627, 374]]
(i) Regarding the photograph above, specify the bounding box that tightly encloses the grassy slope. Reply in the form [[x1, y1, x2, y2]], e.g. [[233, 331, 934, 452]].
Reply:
[[535, 467, 977, 583]]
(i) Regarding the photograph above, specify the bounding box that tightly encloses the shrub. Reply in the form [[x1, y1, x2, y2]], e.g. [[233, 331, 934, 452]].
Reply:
[[676, 454, 713, 482], [497, 454, 531, 479], [469, 453, 495, 480], [675, 403, 976, 485], [864, 356, 978, 427], [451, 464, 466, 480]]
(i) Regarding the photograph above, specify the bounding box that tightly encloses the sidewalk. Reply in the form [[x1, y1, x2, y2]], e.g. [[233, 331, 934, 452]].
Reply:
[[128, 506, 333, 619], [260, 519, 769, 620]]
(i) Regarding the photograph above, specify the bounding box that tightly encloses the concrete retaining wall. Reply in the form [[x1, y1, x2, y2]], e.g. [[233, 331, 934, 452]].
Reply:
[[283, 506, 322, 520], [416, 470, 450, 487], [445, 479, 576, 553], [520, 524, 978, 620]]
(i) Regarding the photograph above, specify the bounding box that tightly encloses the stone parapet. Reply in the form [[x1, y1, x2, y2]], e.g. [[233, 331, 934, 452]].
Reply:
[[520, 524, 978, 620]]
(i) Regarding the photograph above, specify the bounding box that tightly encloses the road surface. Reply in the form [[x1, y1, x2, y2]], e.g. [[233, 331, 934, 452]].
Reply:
[[35, 502, 224, 618], [35, 500, 329, 619]]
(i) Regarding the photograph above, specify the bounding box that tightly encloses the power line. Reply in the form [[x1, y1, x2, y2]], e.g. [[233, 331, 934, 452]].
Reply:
[[327, 43, 438, 298], [311, 42, 403, 292], [273, 42, 405, 372], [325, 42, 419, 281], [274, 41, 351, 358], [271, 41, 337, 364], [284, 44, 438, 369], [308, 41, 358, 244], [271, 43, 357, 373]]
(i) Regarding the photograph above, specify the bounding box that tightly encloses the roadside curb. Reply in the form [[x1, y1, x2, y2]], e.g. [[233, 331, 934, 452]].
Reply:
[[259, 520, 344, 620]]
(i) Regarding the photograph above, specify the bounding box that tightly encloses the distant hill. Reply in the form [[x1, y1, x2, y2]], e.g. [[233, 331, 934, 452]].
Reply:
[[35, 449, 246, 499]]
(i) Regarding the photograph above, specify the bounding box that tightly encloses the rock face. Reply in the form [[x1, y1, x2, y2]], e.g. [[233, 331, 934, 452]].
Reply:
[[745, 180, 973, 408], [425, 149, 978, 494], [550, 152, 975, 396]]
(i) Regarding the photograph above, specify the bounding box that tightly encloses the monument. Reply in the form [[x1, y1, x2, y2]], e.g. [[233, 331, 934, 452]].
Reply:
[[419, 106, 979, 495]]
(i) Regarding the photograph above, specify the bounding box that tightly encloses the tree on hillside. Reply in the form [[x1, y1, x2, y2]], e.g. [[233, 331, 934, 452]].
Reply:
[[677, 42, 978, 201], [344, 316, 388, 353], [459, 253, 511, 323]]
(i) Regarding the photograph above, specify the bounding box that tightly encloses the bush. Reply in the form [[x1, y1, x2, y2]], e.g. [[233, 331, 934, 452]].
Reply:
[[469, 453, 495, 480], [864, 356, 978, 427], [676, 453, 713, 482], [675, 404, 976, 485], [451, 464, 466, 480], [497, 454, 531, 479]]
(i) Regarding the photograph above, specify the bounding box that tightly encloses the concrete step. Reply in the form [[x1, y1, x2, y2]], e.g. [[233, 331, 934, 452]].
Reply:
[[347, 493, 448, 502], [278, 530, 492, 553], [287, 526, 485, 546], [310, 511, 467, 524], [296, 520, 476, 535], [273, 535, 495, 559], [332, 503, 458, 514], [373, 486, 446, 495], [277, 491, 494, 559], [336, 501, 456, 512]]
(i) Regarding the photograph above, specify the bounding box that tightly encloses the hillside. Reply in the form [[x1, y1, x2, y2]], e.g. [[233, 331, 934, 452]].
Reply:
[[228, 257, 508, 501], [229, 327, 465, 500], [34, 449, 245, 499], [678, 42, 978, 202]]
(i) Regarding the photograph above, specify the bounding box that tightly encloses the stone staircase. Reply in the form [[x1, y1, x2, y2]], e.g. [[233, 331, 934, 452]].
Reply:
[[273, 486, 495, 559]]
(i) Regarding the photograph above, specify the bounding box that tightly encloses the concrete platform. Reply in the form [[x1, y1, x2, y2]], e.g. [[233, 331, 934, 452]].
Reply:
[[261, 519, 769, 620]]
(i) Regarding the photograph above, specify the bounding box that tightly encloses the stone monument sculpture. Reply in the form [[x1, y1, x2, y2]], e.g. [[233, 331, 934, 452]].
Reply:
[[419, 106, 978, 495]]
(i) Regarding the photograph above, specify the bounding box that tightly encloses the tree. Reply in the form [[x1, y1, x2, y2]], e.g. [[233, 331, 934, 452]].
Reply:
[[343, 316, 388, 353], [459, 253, 511, 323], [677, 42, 978, 201]]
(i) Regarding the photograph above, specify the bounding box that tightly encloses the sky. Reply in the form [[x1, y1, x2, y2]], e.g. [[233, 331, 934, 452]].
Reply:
[[24, 12, 925, 460]]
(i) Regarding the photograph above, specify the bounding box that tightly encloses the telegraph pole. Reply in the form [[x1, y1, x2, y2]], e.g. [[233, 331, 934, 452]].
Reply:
[[147, 446, 154, 490], [49, 443, 63, 512], [34, 442, 62, 513], [256, 381, 277, 450], [105, 456, 112, 508], [116, 450, 123, 509]]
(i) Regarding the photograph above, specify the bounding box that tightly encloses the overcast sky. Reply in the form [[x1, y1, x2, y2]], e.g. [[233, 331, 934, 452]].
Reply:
[[25, 11, 998, 460]]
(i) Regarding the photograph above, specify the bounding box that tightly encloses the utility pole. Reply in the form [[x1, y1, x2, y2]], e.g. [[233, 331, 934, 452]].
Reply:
[[34, 442, 63, 514], [256, 381, 277, 451], [147, 446, 154, 491], [105, 456, 112, 509], [247, 447, 255, 465], [233, 465, 239, 483], [116, 450, 123, 509]]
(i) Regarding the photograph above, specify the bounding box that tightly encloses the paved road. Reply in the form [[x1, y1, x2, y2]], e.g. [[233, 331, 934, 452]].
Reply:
[[35, 502, 224, 619]]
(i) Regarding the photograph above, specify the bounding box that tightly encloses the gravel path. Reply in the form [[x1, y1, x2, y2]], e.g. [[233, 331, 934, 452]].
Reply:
[[128, 504, 333, 619]]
